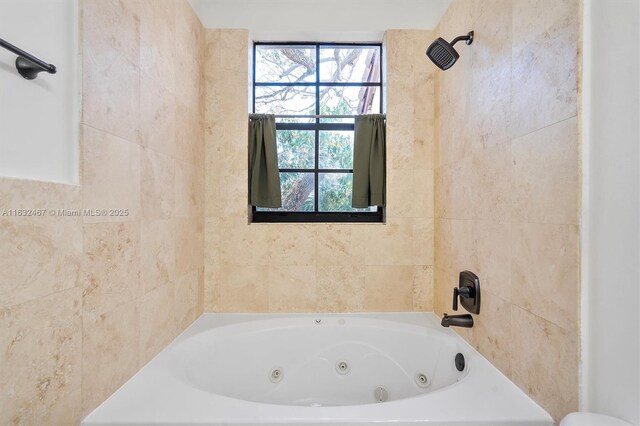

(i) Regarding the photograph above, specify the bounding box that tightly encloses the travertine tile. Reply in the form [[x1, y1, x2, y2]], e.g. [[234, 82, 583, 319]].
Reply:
[[364, 266, 414, 311], [472, 143, 512, 221], [82, 302, 139, 415], [472, 293, 511, 377], [83, 222, 141, 316], [268, 225, 317, 266], [510, 305, 578, 422], [175, 270, 200, 329], [175, 102, 204, 166], [141, 147, 174, 220], [0, 289, 82, 425], [435, 157, 475, 220], [268, 266, 317, 312], [317, 265, 365, 312], [82, 126, 141, 223], [470, 0, 512, 149], [174, 219, 204, 276], [213, 265, 269, 312], [412, 265, 434, 311], [82, 43, 140, 143], [139, 283, 176, 364], [174, 160, 201, 219], [473, 220, 511, 301], [82, 0, 140, 66], [217, 219, 270, 266], [512, 118, 579, 224], [316, 225, 365, 267], [510, 0, 579, 137], [174, 0, 203, 108], [0, 215, 82, 309], [140, 0, 176, 92], [140, 220, 175, 294], [140, 77, 176, 157], [511, 222, 579, 331]]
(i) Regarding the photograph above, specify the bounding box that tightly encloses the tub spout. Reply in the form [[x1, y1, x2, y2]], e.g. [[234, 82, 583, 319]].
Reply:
[[441, 313, 473, 328]]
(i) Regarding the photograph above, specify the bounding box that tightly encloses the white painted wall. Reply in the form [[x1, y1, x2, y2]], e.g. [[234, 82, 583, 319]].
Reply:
[[189, 0, 451, 40], [0, 0, 80, 184], [581, 0, 640, 423]]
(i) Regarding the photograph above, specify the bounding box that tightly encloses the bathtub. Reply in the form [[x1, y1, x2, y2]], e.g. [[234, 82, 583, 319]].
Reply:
[[82, 313, 553, 425]]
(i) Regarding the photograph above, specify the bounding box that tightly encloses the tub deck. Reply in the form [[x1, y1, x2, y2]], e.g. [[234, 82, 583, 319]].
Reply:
[[82, 313, 553, 425]]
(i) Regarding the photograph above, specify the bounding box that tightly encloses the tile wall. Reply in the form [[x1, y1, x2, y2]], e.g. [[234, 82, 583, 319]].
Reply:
[[433, 0, 581, 421], [0, 0, 205, 422], [203, 30, 436, 313]]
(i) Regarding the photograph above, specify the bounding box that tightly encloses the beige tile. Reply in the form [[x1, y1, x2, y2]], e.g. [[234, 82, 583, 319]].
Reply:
[[473, 220, 511, 301], [217, 219, 270, 266], [139, 283, 176, 365], [317, 265, 365, 312], [412, 265, 434, 311], [365, 219, 431, 266], [140, 220, 175, 294], [364, 266, 414, 311], [470, 0, 512, 149], [0, 289, 82, 425], [141, 147, 174, 220], [175, 270, 200, 329], [175, 102, 204, 166], [268, 266, 317, 312], [82, 0, 140, 66], [510, 305, 578, 422], [218, 170, 249, 218], [316, 225, 365, 267], [268, 225, 317, 266], [214, 265, 269, 312], [511, 222, 579, 331], [174, 160, 201, 219], [82, 302, 139, 415], [139, 0, 176, 92], [512, 117, 579, 224], [83, 222, 141, 316], [174, 0, 203, 108], [82, 40, 140, 143], [472, 293, 511, 377], [435, 157, 475, 220], [82, 126, 141, 223], [203, 265, 218, 312], [140, 77, 176, 157], [0, 215, 82, 309], [510, 0, 579, 137], [472, 143, 512, 221], [175, 219, 204, 276], [386, 169, 434, 218]]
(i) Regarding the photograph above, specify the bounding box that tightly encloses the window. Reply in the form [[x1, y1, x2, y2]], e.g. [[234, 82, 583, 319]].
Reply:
[[252, 42, 384, 223]]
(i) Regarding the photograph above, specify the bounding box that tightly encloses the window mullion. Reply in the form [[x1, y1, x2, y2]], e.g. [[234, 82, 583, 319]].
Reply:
[[314, 44, 320, 213]]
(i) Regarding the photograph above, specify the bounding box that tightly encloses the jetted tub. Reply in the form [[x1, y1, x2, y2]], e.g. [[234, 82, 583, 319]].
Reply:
[[82, 313, 553, 425]]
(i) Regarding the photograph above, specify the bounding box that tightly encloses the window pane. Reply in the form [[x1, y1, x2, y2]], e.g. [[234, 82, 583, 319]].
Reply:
[[277, 130, 314, 169], [319, 173, 375, 212], [255, 45, 316, 83], [281, 172, 315, 211], [319, 86, 380, 118], [255, 86, 316, 115], [319, 46, 381, 83], [319, 131, 353, 169]]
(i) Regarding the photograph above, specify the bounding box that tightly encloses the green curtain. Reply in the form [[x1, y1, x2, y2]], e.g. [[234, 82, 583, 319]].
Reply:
[[352, 114, 386, 208], [249, 114, 282, 208]]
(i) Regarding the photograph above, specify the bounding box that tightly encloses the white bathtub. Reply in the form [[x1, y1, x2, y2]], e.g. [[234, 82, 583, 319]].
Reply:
[[82, 313, 553, 425]]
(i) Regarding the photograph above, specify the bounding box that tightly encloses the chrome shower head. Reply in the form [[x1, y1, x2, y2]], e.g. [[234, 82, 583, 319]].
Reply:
[[426, 31, 474, 70]]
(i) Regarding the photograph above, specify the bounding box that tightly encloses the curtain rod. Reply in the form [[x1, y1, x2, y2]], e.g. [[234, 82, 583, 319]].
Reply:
[[0, 38, 57, 80]]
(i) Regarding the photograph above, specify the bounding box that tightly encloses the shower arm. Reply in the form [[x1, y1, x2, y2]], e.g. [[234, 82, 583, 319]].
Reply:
[[0, 37, 57, 79], [450, 31, 474, 47]]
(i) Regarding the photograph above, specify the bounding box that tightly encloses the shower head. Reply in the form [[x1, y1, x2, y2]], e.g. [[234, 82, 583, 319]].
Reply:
[[426, 31, 474, 70]]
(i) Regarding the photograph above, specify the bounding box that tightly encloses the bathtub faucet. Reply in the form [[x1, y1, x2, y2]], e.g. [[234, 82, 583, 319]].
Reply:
[[441, 313, 473, 328]]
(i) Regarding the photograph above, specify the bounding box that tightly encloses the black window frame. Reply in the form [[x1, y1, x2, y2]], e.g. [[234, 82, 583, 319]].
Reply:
[[251, 41, 385, 223]]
